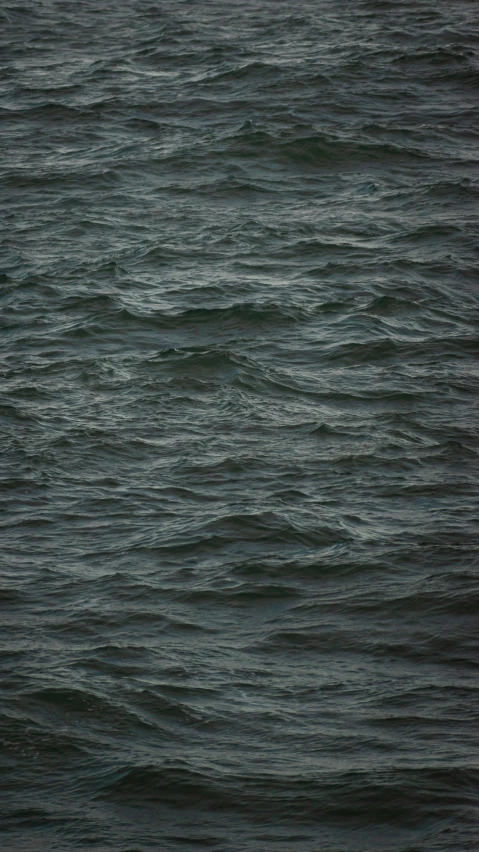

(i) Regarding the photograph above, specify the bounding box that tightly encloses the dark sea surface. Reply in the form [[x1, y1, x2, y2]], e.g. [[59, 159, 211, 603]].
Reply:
[[1, 0, 479, 849]]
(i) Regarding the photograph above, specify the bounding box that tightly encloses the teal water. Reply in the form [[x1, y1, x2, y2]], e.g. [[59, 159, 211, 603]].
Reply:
[[1, 0, 478, 849]]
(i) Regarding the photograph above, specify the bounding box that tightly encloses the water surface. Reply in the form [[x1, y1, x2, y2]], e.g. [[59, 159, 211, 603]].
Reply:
[[1, 0, 479, 849]]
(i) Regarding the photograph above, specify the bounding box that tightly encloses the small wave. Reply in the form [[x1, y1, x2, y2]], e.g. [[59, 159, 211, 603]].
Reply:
[[202, 60, 285, 86], [175, 581, 300, 606]]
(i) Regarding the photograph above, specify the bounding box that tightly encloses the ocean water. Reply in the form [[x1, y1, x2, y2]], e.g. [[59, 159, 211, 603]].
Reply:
[[1, 0, 479, 849]]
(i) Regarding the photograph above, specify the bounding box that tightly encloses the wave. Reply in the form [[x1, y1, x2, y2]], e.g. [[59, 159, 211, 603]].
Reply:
[[98, 761, 479, 825]]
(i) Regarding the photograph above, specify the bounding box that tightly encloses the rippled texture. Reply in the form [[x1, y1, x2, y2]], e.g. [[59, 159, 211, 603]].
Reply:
[[1, 0, 479, 849]]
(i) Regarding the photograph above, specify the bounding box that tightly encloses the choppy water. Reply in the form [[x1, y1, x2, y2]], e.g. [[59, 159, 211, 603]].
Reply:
[[1, 0, 479, 849]]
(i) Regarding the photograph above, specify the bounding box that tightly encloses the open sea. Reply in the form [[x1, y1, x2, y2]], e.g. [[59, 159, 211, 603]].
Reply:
[[1, 0, 479, 849]]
